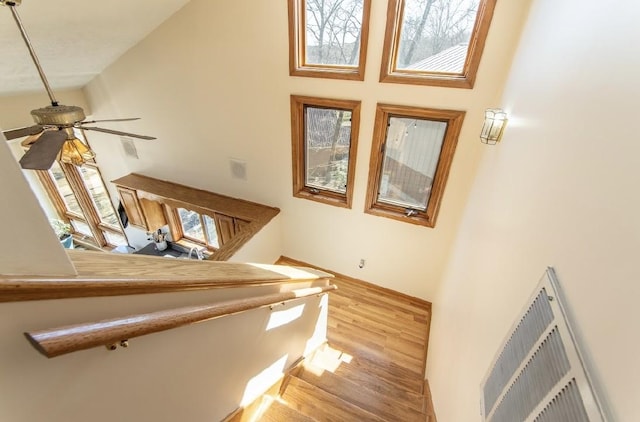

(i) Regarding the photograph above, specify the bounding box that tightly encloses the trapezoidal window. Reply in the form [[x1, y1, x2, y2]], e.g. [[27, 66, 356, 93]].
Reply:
[[291, 95, 361, 208], [379, 0, 497, 88], [365, 104, 465, 227], [288, 0, 371, 80]]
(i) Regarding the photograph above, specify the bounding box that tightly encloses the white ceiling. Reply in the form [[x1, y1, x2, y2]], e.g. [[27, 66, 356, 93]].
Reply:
[[0, 0, 190, 96]]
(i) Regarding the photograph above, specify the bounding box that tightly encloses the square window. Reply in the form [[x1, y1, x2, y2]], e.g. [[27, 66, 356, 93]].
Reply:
[[176, 208, 222, 250], [380, 0, 498, 88], [365, 104, 465, 227], [288, 0, 371, 80], [177, 208, 206, 243], [291, 95, 361, 208]]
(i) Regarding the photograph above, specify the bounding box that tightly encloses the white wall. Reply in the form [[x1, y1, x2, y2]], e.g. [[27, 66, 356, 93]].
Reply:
[[83, 0, 532, 299], [0, 129, 75, 276], [0, 283, 329, 422], [230, 214, 284, 265], [426, 0, 640, 420]]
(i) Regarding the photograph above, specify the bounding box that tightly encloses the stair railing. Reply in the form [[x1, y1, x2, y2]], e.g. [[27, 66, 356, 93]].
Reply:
[[25, 284, 337, 358]]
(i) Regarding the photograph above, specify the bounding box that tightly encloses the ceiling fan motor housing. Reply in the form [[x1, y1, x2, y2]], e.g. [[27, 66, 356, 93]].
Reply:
[[31, 105, 86, 126]]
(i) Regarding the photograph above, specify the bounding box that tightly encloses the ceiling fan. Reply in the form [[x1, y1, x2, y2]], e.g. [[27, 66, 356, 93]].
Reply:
[[1, 0, 155, 170]]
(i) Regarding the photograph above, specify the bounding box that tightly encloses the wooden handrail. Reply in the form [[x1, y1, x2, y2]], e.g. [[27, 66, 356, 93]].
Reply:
[[25, 284, 337, 358], [0, 251, 334, 302]]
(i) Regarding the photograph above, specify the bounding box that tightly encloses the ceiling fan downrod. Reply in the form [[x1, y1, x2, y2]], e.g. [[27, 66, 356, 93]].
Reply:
[[3, 0, 59, 106]]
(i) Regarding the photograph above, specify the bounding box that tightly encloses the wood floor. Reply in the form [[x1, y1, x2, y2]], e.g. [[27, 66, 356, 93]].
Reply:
[[246, 257, 435, 422]]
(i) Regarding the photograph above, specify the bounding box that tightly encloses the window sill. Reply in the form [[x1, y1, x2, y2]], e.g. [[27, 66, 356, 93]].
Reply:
[[365, 206, 434, 228], [379, 71, 474, 89], [294, 189, 351, 209]]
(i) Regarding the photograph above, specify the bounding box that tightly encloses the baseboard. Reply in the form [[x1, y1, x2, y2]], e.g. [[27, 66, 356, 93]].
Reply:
[[276, 255, 432, 309], [423, 379, 438, 422]]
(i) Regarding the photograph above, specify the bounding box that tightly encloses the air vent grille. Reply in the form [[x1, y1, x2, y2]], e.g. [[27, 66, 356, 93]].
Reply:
[[483, 289, 554, 414], [481, 268, 606, 422], [534, 379, 590, 422], [490, 328, 570, 422]]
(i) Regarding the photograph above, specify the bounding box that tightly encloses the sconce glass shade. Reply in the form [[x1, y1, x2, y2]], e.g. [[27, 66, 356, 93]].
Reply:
[[480, 108, 508, 145], [58, 137, 96, 166]]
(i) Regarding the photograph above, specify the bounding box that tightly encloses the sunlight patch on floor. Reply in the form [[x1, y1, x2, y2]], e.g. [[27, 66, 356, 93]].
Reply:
[[249, 395, 276, 422], [305, 344, 353, 376]]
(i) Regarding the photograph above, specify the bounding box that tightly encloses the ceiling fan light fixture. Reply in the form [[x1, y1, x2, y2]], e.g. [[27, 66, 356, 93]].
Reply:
[[2, 0, 155, 170], [58, 138, 95, 166]]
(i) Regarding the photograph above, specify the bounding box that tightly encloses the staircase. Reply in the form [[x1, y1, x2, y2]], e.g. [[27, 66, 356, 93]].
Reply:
[[249, 259, 436, 421]]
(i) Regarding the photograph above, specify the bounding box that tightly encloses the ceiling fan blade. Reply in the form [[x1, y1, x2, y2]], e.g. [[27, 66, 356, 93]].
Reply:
[[18, 130, 68, 170], [81, 126, 156, 140], [80, 118, 141, 124], [3, 125, 44, 140]]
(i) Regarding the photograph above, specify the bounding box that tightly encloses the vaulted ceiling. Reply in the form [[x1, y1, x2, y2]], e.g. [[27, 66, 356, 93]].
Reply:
[[0, 0, 190, 96]]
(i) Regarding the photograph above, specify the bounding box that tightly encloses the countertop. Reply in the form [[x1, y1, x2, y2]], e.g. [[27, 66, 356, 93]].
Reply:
[[133, 242, 186, 259]]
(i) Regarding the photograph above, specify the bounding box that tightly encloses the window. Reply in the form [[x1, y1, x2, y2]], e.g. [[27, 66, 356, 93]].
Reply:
[[36, 157, 127, 249], [365, 104, 465, 227], [380, 0, 497, 88], [288, 0, 371, 80], [176, 207, 220, 249], [291, 95, 361, 208]]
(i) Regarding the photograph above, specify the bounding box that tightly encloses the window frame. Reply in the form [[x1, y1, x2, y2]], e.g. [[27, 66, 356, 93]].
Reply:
[[174, 207, 221, 250], [365, 103, 465, 227], [168, 205, 243, 256], [291, 95, 361, 208], [36, 160, 128, 250], [379, 0, 498, 89], [288, 0, 372, 81]]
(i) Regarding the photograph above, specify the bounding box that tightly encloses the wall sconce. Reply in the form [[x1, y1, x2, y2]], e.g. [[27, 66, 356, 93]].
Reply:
[[480, 108, 508, 145]]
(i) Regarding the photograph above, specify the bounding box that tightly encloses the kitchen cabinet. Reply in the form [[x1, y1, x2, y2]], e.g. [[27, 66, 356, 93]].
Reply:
[[139, 197, 167, 231], [116, 186, 146, 230], [116, 186, 167, 232]]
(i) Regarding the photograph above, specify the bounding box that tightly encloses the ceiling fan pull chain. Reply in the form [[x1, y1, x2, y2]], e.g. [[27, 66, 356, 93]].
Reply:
[[8, 3, 59, 106]]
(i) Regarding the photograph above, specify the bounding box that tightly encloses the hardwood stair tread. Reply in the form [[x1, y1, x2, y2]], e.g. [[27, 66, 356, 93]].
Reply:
[[297, 365, 427, 421], [280, 376, 387, 422], [326, 336, 425, 393], [305, 344, 427, 413], [259, 397, 317, 422]]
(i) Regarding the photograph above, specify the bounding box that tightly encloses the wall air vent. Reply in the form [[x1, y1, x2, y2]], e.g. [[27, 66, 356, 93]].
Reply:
[[481, 268, 607, 422], [121, 137, 139, 159]]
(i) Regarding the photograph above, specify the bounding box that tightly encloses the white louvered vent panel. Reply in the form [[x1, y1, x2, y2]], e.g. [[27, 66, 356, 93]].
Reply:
[[534, 380, 590, 422], [483, 289, 555, 414], [481, 268, 607, 422], [489, 328, 570, 421]]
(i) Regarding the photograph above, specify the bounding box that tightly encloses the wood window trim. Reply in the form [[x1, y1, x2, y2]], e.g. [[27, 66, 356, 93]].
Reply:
[[288, 0, 371, 81], [291, 95, 361, 209], [379, 0, 498, 89], [365, 103, 465, 227], [36, 162, 127, 248]]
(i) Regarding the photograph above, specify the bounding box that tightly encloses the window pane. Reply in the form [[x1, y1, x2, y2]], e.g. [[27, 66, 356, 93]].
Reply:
[[104, 231, 127, 247], [202, 215, 220, 249], [378, 117, 446, 210], [71, 219, 93, 237], [78, 165, 119, 227], [305, 106, 352, 194], [396, 0, 480, 73], [305, 0, 365, 66], [49, 162, 82, 215], [178, 208, 205, 242]]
